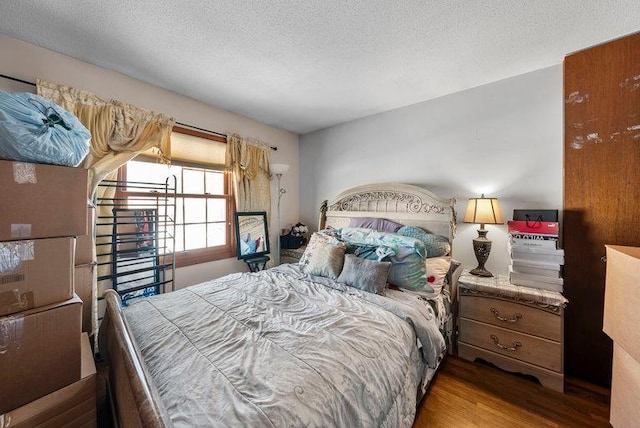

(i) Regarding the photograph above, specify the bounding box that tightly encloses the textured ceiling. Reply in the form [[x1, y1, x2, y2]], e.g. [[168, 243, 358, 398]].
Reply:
[[1, 1, 639, 134]]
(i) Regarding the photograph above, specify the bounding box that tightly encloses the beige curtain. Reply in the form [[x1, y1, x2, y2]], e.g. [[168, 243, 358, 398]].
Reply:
[[226, 133, 272, 216], [37, 79, 175, 335], [226, 134, 274, 265], [37, 79, 173, 196]]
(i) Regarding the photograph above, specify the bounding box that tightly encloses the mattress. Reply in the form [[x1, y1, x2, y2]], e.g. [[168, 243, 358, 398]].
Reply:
[[123, 264, 447, 427]]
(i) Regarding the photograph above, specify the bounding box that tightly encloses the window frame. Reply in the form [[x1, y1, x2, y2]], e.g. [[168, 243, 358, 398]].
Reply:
[[118, 126, 236, 267]]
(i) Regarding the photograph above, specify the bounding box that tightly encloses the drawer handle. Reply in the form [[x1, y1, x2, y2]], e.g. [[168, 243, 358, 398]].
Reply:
[[490, 307, 522, 323], [490, 334, 522, 352]]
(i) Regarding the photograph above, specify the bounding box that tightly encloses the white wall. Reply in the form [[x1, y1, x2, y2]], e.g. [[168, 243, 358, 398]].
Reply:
[[299, 65, 563, 276], [0, 35, 300, 288]]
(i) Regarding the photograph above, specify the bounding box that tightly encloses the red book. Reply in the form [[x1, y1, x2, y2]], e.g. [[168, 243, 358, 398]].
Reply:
[[507, 220, 559, 236]]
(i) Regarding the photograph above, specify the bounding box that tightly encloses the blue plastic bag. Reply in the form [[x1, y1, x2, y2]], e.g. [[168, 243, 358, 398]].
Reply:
[[0, 91, 91, 166]]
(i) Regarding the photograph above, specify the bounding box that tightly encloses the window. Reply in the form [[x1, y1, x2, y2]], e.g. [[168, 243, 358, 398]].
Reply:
[[119, 127, 235, 267]]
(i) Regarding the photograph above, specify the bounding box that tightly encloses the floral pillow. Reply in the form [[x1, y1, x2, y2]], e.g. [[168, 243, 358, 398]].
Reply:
[[300, 232, 347, 279], [346, 244, 396, 262], [396, 225, 451, 257], [338, 227, 426, 255], [299, 232, 343, 265]]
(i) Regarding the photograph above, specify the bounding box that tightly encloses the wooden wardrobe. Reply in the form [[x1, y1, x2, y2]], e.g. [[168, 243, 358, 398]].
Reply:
[[564, 31, 640, 387]]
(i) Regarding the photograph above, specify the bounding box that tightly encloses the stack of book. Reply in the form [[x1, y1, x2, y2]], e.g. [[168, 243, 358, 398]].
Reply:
[[508, 218, 564, 292]]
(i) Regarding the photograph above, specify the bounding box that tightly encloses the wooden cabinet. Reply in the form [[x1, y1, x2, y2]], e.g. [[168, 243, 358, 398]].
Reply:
[[564, 31, 640, 386], [457, 273, 566, 392]]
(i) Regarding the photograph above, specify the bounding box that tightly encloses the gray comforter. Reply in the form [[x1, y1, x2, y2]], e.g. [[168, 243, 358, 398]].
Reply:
[[124, 264, 446, 427]]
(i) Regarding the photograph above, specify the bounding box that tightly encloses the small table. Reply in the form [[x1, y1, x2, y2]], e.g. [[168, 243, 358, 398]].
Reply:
[[457, 271, 568, 392], [244, 255, 270, 272]]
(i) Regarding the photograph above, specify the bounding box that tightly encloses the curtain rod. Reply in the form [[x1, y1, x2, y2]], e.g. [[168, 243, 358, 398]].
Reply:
[[0, 73, 34, 86], [174, 122, 277, 151], [0, 73, 277, 151]]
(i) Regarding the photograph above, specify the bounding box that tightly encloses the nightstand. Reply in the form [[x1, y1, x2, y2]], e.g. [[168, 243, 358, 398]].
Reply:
[[280, 245, 306, 264], [457, 271, 568, 392]]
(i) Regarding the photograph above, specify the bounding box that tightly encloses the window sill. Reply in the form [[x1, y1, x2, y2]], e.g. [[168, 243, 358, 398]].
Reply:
[[168, 247, 236, 268]]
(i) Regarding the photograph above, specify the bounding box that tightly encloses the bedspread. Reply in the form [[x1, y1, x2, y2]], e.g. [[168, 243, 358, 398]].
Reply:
[[123, 264, 446, 427]]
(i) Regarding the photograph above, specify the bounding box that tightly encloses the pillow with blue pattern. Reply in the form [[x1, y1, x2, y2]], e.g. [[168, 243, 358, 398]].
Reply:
[[396, 225, 451, 257]]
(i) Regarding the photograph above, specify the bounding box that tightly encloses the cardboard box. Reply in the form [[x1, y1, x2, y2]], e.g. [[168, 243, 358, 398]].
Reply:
[[0, 295, 82, 413], [0, 237, 75, 316], [74, 264, 94, 334], [0, 333, 97, 427], [0, 160, 88, 241], [75, 205, 96, 266], [610, 343, 640, 428], [603, 245, 640, 362], [75, 234, 93, 267]]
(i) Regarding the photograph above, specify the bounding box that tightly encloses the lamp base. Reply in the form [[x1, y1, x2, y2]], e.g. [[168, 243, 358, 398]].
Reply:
[[469, 266, 494, 277], [470, 228, 494, 277]]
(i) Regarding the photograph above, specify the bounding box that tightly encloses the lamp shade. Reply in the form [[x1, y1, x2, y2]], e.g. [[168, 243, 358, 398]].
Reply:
[[463, 195, 504, 225], [270, 163, 289, 175]]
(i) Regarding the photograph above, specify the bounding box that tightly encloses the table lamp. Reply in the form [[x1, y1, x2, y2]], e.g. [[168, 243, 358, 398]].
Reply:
[[464, 194, 504, 277]]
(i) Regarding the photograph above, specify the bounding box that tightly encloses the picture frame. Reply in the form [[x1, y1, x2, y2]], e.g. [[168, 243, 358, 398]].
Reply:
[[234, 211, 270, 260]]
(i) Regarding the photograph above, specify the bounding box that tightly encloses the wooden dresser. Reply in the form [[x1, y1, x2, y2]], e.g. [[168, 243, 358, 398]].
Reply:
[[457, 272, 567, 392]]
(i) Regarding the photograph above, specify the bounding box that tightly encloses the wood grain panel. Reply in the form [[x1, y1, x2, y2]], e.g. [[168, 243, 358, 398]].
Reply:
[[563, 31, 640, 387]]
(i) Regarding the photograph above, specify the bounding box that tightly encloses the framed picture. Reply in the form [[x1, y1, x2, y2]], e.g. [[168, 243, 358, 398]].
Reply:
[[234, 211, 270, 259]]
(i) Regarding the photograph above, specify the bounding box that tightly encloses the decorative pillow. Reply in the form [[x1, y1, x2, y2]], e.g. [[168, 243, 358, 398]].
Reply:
[[423, 256, 452, 297], [396, 225, 451, 257], [339, 227, 426, 255], [347, 244, 396, 261], [338, 254, 391, 294], [300, 232, 347, 279], [348, 217, 403, 233], [387, 252, 433, 293], [337, 227, 433, 293], [299, 232, 344, 266]]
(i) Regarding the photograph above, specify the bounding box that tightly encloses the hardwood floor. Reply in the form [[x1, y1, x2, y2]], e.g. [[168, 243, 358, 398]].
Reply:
[[414, 357, 611, 428]]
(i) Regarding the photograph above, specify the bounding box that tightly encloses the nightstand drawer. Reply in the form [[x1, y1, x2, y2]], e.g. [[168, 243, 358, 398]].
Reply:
[[459, 295, 561, 341], [459, 318, 562, 372]]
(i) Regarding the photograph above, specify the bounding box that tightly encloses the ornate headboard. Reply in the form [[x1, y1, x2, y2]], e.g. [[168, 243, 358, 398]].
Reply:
[[318, 183, 456, 242]]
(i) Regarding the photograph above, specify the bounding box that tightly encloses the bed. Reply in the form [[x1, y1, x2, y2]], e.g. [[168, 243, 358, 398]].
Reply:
[[98, 183, 459, 427]]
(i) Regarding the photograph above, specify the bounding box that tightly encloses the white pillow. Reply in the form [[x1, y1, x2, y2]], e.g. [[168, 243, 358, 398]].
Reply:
[[422, 256, 452, 298]]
